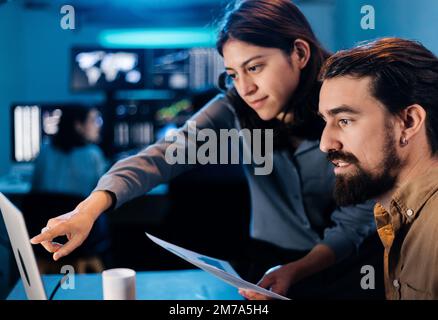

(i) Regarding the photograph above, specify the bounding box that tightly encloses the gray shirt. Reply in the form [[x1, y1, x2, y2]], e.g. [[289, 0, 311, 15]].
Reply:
[[94, 94, 376, 262]]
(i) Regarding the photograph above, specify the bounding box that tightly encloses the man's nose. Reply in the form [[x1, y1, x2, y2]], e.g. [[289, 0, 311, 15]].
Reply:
[[320, 124, 342, 153]]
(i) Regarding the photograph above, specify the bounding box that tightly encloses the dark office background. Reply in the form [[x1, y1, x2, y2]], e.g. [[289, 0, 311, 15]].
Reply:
[[1, 0, 438, 299]]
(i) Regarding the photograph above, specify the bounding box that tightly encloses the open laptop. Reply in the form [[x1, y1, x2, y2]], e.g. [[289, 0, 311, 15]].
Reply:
[[0, 192, 47, 300]]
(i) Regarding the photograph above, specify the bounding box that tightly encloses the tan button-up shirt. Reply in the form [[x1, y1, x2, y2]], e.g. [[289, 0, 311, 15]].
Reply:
[[374, 167, 438, 300]]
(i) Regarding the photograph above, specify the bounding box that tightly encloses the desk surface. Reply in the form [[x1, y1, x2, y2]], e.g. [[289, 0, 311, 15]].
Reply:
[[8, 269, 244, 300]]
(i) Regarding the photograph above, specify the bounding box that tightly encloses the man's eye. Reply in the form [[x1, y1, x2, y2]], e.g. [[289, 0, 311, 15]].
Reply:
[[338, 119, 351, 127], [227, 73, 237, 80]]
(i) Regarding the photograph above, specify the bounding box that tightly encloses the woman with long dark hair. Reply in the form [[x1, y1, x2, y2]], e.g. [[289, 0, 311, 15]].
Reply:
[[31, 0, 377, 299], [32, 105, 106, 197]]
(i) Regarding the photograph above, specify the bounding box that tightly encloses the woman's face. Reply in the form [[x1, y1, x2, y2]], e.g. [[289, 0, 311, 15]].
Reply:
[[222, 39, 309, 121], [76, 109, 102, 143]]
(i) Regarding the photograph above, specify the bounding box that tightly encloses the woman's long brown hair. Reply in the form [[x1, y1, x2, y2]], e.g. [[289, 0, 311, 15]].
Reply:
[[216, 0, 330, 148]]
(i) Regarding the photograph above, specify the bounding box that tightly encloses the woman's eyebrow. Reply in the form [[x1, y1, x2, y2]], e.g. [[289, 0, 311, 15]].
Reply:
[[225, 55, 266, 71]]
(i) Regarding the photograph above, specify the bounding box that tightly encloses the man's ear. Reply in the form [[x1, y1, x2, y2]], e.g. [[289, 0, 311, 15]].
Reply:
[[399, 104, 427, 141], [292, 39, 311, 70]]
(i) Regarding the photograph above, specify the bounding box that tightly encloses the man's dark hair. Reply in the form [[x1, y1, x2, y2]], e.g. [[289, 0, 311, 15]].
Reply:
[[320, 37, 438, 155]]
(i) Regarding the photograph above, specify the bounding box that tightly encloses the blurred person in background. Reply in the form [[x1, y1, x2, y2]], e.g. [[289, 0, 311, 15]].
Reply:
[[30, 105, 110, 273], [31, 105, 107, 197]]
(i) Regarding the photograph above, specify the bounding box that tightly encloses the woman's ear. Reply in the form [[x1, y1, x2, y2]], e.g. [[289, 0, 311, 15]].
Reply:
[[399, 104, 427, 142], [292, 39, 311, 70]]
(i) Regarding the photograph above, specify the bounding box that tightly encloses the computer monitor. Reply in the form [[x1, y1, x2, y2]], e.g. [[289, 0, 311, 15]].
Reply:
[[111, 98, 193, 150], [70, 47, 223, 93], [147, 48, 224, 91], [0, 192, 47, 300], [71, 47, 146, 91], [11, 103, 101, 163], [10, 100, 188, 163], [11, 104, 42, 163]]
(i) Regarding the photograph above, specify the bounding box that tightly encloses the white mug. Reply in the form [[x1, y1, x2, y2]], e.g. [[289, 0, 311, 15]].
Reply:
[[102, 268, 136, 300]]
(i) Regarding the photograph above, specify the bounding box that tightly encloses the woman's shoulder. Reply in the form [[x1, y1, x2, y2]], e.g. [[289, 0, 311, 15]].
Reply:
[[73, 144, 104, 159], [37, 141, 60, 157], [197, 93, 239, 123], [202, 92, 233, 110]]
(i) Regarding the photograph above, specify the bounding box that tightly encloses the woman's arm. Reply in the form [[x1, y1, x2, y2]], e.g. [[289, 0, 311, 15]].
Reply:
[[30, 94, 238, 260], [94, 94, 237, 210]]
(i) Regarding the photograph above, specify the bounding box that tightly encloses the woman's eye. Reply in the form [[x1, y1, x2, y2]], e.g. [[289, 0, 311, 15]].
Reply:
[[248, 64, 263, 73], [227, 73, 237, 80]]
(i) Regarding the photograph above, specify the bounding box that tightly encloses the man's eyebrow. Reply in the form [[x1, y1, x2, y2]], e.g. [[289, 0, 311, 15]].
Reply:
[[323, 105, 362, 117], [317, 111, 324, 119], [225, 55, 265, 71]]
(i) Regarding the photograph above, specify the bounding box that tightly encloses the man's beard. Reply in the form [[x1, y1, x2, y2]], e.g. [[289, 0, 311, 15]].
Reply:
[[328, 130, 402, 206]]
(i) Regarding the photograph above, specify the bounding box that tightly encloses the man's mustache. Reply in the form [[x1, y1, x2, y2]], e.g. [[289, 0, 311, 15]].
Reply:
[[327, 150, 359, 164]]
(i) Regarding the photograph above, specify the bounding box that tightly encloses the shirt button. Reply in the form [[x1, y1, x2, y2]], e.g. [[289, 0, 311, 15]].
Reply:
[[406, 209, 414, 217], [393, 279, 400, 288]]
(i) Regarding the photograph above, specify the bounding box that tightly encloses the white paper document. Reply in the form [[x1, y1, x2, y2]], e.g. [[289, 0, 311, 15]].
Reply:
[[145, 233, 290, 300]]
